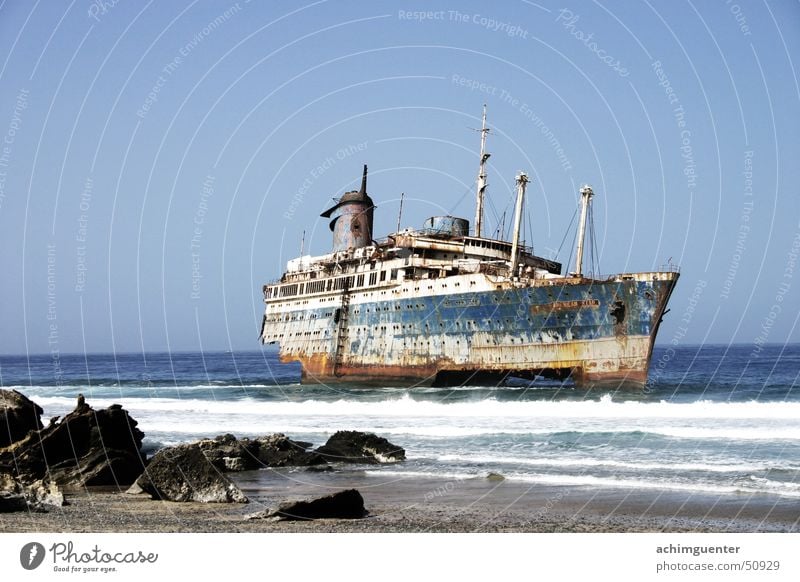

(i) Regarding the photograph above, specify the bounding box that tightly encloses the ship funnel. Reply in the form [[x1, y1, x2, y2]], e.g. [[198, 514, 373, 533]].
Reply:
[[320, 165, 375, 251]]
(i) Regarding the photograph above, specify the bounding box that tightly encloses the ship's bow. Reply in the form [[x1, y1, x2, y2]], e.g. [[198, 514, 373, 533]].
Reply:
[[572, 269, 679, 388]]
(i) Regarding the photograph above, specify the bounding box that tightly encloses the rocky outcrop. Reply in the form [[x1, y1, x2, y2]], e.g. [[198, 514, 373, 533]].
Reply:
[[250, 489, 366, 521], [196, 433, 326, 472], [129, 443, 247, 503], [0, 472, 65, 513], [0, 396, 145, 488], [0, 389, 44, 448], [315, 431, 405, 464]]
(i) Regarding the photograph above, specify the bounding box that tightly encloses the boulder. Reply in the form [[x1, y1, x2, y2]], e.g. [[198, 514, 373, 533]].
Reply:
[[315, 431, 405, 464], [196, 433, 327, 471], [0, 389, 44, 448], [130, 444, 247, 503], [246, 433, 327, 468], [252, 489, 367, 521], [24, 478, 66, 508], [0, 396, 146, 488]]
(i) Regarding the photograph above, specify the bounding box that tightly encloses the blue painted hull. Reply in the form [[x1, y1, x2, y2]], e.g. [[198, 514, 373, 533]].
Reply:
[[263, 272, 679, 387]]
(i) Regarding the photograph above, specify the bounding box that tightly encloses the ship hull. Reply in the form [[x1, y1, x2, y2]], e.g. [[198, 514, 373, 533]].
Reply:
[[265, 271, 679, 388], [292, 335, 654, 387]]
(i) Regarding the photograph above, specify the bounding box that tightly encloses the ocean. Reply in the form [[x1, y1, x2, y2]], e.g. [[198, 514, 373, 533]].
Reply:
[[2, 345, 799, 501]]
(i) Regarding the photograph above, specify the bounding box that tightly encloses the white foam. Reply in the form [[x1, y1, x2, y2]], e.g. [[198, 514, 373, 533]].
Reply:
[[365, 470, 800, 498], [28, 393, 800, 420], [745, 476, 800, 494], [435, 454, 775, 473], [21, 386, 800, 420], [30, 393, 800, 443]]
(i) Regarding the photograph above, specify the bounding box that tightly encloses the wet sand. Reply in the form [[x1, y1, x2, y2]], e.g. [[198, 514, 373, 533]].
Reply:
[[2, 469, 798, 533]]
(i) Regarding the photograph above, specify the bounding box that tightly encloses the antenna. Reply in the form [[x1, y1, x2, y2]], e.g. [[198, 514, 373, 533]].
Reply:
[[473, 104, 490, 237], [300, 229, 305, 256]]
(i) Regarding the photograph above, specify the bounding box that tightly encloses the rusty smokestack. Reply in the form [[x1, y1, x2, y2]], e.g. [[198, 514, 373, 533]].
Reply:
[[320, 165, 375, 251]]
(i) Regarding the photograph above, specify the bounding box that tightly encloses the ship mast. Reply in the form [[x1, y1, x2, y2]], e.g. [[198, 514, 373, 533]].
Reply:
[[509, 172, 528, 278], [574, 184, 594, 277], [473, 104, 490, 238]]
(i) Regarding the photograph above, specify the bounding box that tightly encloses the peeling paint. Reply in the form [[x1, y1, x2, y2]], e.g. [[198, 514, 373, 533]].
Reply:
[[263, 265, 678, 387]]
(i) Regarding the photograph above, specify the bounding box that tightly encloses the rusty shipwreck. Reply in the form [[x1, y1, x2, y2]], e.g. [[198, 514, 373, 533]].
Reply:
[[260, 110, 679, 387]]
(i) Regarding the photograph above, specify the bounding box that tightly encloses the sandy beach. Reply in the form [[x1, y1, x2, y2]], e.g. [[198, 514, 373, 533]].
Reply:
[[2, 469, 798, 533]]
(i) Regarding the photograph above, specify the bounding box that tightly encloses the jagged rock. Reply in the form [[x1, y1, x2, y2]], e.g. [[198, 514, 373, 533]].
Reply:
[[193, 434, 244, 468], [0, 389, 44, 448], [315, 431, 405, 464], [250, 489, 367, 521], [246, 433, 327, 468], [178, 432, 400, 473], [25, 478, 66, 507], [0, 396, 145, 488], [486, 472, 505, 481], [196, 433, 327, 471], [130, 444, 247, 503], [0, 472, 64, 512]]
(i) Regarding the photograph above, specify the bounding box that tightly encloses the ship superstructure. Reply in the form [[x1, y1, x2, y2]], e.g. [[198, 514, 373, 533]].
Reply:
[[260, 111, 679, 387]]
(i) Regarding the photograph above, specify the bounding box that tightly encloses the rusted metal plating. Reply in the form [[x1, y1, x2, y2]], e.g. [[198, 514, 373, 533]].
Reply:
[[320, 165, 375, 252]]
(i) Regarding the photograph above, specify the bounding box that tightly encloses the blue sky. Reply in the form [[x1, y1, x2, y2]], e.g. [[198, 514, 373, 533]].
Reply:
[[0, 0, 798, 354]]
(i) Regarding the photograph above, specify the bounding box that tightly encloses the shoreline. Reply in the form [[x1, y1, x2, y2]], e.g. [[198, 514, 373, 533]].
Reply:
[[2, 470, 798, 533]]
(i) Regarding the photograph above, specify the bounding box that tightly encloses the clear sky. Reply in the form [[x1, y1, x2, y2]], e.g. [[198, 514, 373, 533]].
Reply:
[[0, 0, 798, 355]]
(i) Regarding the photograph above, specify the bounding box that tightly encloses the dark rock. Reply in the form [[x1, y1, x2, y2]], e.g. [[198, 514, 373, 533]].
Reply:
[[130, 444, 247, 503], [0, 395, 145, 488], [194, 433, 246, 469], [253, 489, 366, 521], [246, 433, 328, 468], [51, 447, 146, 487], [0, 389, 44, 448], [197, 433, 327, 471], [315, 431, 405, 464], [181, 432, 401, 472], [486, 472, 505, 482], [0, 490, 29, 513]]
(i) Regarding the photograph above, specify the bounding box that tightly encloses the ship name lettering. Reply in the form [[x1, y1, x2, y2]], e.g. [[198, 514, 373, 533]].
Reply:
[[530, 299, 599, 313]]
